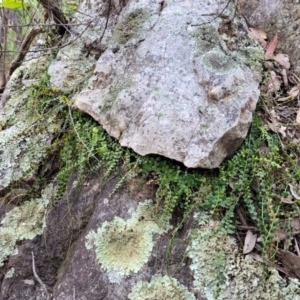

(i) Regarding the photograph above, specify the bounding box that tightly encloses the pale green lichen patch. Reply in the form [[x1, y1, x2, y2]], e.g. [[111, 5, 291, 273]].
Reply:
[[0, 57, 62, 192], [0, 228, 17, 267], [0, 121, 56, 190], [93, 217, 153, 276], [190, 18, 264, 76], [130, 199, 170, 234], [233, 45, 265, 73], [128, 274, 196, 300], [187, 213, 300, 300], [101, 79, 134, 114], [201, 49, 237, 75], [190, 25, 220, 56], [0, 184, 53, 266], [86, 200, 169, 278], [5, 267, 15, 279], [113, 8, 149, 45]]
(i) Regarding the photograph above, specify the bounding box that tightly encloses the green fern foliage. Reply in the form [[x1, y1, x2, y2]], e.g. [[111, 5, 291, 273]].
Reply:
[[28, 74, 300, 260]]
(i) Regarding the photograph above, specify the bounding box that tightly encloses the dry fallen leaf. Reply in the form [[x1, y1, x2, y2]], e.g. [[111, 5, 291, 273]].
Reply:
[[276, 218, 300, 242], [296, 108, 300, 124], [229, 177, 239, 189], [265, 34, 278, 57], [267, 71, 281, 94], [282, 69, 288, 87], [278, 249, 300, 278], [289, 184, 300, 200], [278, 126, 287, 138], [281, 197, 296, 204], [248, 27, 267, 48], [274, 53, 290, 69], [278, 85, 300, 101], [243, 230, 257, 254], [266, 109, 280, 133]]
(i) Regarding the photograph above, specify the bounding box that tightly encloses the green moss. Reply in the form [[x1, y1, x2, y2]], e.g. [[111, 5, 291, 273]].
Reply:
[[201, 49, 237, 75], [187, 212, 300, 300], [113, 8, 149, 45], [86, 200, 169, 277], [128, 274, 195, 300]]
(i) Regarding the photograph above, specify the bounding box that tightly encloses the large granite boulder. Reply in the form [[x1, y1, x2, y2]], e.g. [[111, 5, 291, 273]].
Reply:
[[48, 0, 264, 169]]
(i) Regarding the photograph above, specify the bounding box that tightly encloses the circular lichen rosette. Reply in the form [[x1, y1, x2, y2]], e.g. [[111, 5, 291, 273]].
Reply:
[[201, 49, 237, 75], [93, 216, 154, 276], [128, 274, 196, 300]]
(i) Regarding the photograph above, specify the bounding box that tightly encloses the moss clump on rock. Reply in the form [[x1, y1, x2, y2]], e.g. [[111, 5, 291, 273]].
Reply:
[[128, 274, 195, 300], [202, 49, 237, 75], [113, 8, 149, 45]]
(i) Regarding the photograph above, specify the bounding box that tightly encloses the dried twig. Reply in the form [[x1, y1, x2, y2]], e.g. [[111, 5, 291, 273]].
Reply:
[[191, 0, 232, 27], [31, 251, 50, 300], [9, 27, 44, 76], [295, 238, 300, 257], [236, 207, 248, 226]]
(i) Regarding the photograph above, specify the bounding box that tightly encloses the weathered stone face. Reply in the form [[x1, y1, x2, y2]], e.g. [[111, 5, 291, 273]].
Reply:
[[240, 0, 300, 74], [72, 0, 263, 168]]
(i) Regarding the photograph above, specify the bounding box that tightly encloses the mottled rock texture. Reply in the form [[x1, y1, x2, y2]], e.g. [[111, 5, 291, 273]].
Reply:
[[2, 0, 300, 300], [71, 0, 263, 168], [240, 0, 300, 74]]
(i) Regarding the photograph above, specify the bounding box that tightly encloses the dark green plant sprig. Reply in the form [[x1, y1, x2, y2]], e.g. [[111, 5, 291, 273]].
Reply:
[[26, 74, 300, 263], [200, 114, 300, 257]]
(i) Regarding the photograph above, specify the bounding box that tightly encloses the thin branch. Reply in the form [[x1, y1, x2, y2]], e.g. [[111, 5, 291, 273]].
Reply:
[[9, 26, 44, 75], [31, 251, 50, 300], [191, 0, 232, 27], [1, 7, 8, 89], [295, 238, 300, 257], [37, 0, 68, 35], [2, 22, 91, 29]]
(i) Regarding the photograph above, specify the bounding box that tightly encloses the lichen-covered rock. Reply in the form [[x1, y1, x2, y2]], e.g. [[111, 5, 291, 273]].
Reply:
[[240, 0, 300, 74], [48, 39, 96, 93], [187, 213, 300, 300], [86, 200, 169, 277], [0, 121, 57, 190], [0, 52, 61, 191], [128, 274, 196, 300], [52, 181, 196, 300], [73, 0, 263, 168], [0, 184, 53, 267], [47, 0, 120, 93]]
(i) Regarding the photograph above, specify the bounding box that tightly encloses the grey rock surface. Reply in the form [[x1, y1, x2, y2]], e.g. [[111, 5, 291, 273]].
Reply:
[[51, 177, 198, 300], [5, 0, 300, 299], [73, 0, 263, 168], [0, 52, 60, 191], [240, 0, 300, 74]]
